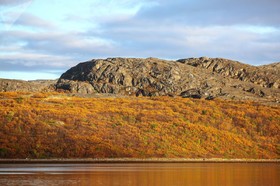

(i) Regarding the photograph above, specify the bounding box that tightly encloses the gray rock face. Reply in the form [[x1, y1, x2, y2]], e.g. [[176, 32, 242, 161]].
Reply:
[[177, 57, 280, 89], [56, 57, 280, 103], [180, 89, 202, 99], [0, 79, 56, 92], [57, 58, 192, 96]]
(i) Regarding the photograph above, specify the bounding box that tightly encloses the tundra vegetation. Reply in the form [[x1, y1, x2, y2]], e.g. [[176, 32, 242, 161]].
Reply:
[[0, 92, 279, 159]]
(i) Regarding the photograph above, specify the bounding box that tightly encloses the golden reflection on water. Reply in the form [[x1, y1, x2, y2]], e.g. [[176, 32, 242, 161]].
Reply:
[[0, 163, 279, 186]]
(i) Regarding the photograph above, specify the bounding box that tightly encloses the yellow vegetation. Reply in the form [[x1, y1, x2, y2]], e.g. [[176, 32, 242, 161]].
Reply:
[[0, 92, 279, 159]]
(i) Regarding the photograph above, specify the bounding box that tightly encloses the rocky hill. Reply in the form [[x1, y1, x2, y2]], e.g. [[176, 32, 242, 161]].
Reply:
[[0, 79, 56, 92], [56, 57, 280, 104], [0, 57, 279, 104]]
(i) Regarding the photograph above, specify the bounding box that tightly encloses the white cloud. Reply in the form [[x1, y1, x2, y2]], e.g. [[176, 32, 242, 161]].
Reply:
[[1, 0, 279, 80], [0, 52, 76, 67], [0, 0, 33, 30], [13, 13, 56, 30], [0, 0, 32, 6]]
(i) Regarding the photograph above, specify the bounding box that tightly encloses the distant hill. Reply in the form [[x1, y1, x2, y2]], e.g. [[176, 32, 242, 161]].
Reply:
[[0, 79, 56, 92]]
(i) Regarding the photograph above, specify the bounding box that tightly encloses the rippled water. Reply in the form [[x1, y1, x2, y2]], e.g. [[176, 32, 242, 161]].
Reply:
[[0, 163, 279, 186]]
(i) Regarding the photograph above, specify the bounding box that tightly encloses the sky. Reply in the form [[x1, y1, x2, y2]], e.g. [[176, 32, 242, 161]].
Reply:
[[0, 0, 279, 80]]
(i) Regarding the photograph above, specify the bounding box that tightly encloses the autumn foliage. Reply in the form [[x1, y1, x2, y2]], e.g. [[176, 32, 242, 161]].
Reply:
[[0, 92, 279, 159]]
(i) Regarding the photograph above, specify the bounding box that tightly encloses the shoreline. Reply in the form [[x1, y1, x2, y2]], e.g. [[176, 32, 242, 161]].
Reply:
[[0, 158, 279, 164]]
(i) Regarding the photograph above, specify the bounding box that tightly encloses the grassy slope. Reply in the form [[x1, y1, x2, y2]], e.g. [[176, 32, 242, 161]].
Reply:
[[0, 92, 279, 159]]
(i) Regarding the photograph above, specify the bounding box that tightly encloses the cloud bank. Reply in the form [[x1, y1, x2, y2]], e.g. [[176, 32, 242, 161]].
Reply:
[[0, 0, 279, 80]]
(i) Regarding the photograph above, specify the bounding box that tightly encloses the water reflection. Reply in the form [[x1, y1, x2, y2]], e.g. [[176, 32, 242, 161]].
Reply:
[[0, 163, 279, 186]]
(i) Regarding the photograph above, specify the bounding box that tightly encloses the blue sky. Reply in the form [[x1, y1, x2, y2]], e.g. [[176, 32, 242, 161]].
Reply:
[[0, 0, 279, 80]]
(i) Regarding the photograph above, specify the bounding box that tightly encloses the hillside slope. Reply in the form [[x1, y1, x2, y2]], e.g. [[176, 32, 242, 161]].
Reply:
[[0, 92, 279, 159]]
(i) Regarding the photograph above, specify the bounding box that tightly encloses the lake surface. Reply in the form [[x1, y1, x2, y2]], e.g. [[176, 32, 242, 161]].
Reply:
[[0, 163, 279, 186]]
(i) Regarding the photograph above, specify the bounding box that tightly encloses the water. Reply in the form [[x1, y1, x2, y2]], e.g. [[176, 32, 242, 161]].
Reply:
[[0, 163, 279, 186]]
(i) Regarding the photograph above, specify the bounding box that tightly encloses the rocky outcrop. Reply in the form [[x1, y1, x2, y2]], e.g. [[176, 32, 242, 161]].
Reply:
[[177, 57, 280, 89], [57, 58, 191, 96], [56, 57, 233, 98], [56, 57, 280, 103], [0, 79, 56, 92], [180, 89, 202, 99], [0, 57, 279, 104]]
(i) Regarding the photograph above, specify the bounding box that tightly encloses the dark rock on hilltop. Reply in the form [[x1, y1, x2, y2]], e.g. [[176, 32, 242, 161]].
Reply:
[[56, 57, 228, 97], [56, 57, 280, 103], [177, 57, 280, 89], [180, 89, 202, 99], [57, 58, 184, 96]]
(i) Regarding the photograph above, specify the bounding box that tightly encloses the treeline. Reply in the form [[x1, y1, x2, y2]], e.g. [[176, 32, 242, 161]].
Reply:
[[0, 92, 279, 159]]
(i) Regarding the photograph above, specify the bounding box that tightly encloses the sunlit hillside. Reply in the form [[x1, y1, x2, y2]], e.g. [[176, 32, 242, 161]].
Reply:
[[0, 92, 279, 159]]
